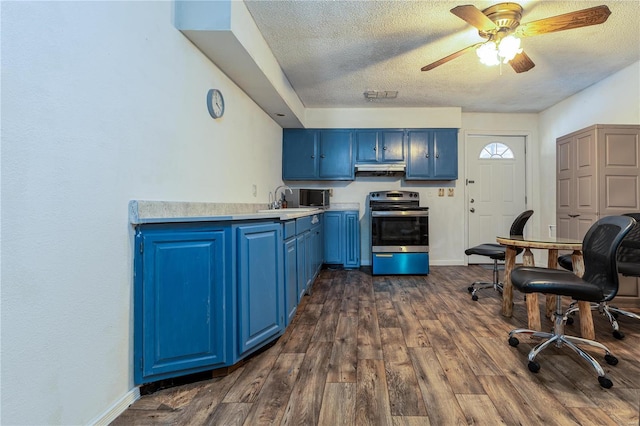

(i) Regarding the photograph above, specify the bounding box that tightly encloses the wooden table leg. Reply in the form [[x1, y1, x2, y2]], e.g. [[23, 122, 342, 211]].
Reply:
[[522, 248, 541, 331], [571, 251, 594, 340], [546, 249, 558, 318], [502, 246, 517, 317]]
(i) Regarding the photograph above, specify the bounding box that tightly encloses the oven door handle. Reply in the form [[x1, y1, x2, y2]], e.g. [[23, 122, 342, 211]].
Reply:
[[371, 210, 429, 217]]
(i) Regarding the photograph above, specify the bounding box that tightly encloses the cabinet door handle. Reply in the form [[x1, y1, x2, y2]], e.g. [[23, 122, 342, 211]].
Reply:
[[373, 147, 376, 151], [311, 155, 315, 159], [425, 153, 429, 158], [568, 214, 580, 218], [383, 146, 387, 150], [320, 154, 326, 159]]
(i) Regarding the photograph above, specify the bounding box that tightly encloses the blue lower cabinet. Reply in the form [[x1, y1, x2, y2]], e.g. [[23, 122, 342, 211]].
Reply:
[[296, 232, 307, 303], [344, 211, 360, 269], [284, 234, 298, 325], [324, 212, 343, 264], [235, 223, 285, 358], [324, 210, 360, 269], [134, 225, 229, 384]]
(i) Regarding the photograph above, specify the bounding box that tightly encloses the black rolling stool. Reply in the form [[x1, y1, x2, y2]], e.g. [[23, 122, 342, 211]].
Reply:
[[508, 215, 635, 388], [465, 210, 533, 301]]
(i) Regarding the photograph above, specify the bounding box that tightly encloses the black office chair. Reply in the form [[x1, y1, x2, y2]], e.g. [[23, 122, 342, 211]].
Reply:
[[508, 215, 635, 388], [558, 212, 640, 339], [465, 210, 533, 301]]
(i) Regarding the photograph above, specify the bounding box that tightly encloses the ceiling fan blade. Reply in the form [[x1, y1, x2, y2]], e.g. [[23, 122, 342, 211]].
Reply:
[[516, 5, 611, 37], [509, 50, 535, 73], [450, 5, 497, 32], [421, 42, 484, 72]]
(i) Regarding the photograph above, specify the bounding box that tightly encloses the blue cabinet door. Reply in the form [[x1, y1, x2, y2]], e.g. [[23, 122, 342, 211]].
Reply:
[[136, 228, 227, 384], [323, 211, 343, 264], [344, 211, 361, 269], [319, 130, 354, 179], [296, 232, 307, 302], [284, 237, 298, 325], [236, 223, 284, 357], [406, 129, 458, 180], [283, 130, 318, 180], [433, 129, 458, 179], [380, 130, 405, 162], [312, 221, 323, 276], [407, 130, 431, 178], [355, 130, 378, 162]]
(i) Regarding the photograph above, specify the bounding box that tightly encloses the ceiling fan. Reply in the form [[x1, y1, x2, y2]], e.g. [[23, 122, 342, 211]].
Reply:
[[421, 3, 611, 73]]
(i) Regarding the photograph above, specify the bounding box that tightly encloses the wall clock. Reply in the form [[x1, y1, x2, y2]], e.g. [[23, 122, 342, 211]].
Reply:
[[206, 89, 225, 119]]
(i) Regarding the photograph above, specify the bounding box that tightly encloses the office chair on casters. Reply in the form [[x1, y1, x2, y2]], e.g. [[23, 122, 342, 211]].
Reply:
[[558, 212, 640, 339], [465, 210, 533, 301], [508, 215, 635, 388]]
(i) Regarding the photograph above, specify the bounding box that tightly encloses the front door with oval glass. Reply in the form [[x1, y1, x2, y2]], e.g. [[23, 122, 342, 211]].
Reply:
[[466, 135, 526, 264]]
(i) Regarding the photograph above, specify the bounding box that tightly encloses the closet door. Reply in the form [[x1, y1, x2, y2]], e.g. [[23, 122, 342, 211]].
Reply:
[[598, 125, 640, 216]]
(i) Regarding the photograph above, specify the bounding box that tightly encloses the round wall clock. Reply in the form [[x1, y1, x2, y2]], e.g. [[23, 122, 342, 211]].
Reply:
[[206, 89, 225, 119]]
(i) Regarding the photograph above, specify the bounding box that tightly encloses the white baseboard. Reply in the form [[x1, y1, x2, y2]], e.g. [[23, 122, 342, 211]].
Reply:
[[89, 387, 140, 426], [429, 259, 466, 266]]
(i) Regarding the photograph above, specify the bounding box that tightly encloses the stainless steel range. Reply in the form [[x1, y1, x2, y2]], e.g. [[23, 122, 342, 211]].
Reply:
[[369, 190, 429, 275]]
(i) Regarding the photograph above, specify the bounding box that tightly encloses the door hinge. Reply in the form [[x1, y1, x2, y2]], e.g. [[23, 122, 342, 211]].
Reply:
[[140, 241, 144, 254]]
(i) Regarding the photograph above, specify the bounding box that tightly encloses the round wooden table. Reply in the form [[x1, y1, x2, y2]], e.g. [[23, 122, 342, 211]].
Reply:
[[496, 235, 594, 340]]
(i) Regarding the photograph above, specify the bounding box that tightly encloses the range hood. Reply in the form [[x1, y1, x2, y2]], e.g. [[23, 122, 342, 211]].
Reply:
[[355, 163, 406, 176]]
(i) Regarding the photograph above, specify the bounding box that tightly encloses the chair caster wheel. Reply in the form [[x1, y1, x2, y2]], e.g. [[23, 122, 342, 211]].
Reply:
[[508, 337, 519, 347], [467, 286, 474, 293], [598, 376, 613, 389], [528, 361, 540, 373], [613, 330, 624, 340], [471, 294, 478, 301], [566, 317, 574, 325], [604, 354, 618, 366]]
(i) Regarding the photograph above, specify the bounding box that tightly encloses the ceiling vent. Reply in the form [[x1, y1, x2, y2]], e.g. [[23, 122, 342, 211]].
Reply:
[[364, 90, 398, 100]]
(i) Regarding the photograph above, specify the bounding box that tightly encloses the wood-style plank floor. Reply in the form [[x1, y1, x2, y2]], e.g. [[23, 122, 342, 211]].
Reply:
[[113, 266, 640, 425]]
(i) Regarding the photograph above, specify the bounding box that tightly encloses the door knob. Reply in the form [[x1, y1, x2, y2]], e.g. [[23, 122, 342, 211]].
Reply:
[[470, 208, 475, 213], [470, 198, 475, 203]]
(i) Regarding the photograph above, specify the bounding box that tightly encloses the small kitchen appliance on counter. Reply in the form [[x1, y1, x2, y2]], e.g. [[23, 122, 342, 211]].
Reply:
[[287, 188, 330, 208]]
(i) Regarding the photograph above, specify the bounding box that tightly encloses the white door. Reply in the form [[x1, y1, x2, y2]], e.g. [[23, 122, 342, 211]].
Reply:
[[466, 135, 527, 264]]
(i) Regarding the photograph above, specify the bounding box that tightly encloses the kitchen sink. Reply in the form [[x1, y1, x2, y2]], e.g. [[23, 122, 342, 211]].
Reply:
[[257, 208, 319, 213]]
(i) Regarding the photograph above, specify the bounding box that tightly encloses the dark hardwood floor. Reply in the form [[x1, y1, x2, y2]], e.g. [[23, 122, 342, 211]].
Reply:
[[113, 266, 640, 425]]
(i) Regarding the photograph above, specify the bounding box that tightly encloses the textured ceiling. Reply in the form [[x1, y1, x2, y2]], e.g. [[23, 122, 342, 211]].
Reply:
[[244, 0, 640, 113]]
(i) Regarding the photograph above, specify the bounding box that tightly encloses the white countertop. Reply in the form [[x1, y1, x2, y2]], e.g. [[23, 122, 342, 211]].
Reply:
[[129, 200, 361, 225], [129, 200, 324, 224]]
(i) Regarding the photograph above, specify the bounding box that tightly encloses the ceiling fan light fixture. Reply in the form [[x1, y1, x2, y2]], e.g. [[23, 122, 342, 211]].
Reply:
[[476, 41, 500, 66], [498, 35, 523, 63]]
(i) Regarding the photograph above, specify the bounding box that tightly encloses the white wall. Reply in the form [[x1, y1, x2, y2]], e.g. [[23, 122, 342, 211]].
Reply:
[[538, 61, 640, 251], [1, 2, 282, 424]]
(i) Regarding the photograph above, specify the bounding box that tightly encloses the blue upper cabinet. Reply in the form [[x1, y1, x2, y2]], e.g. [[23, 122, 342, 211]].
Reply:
[[406, 129, 458, 180], [284, 128, 456, 181], [283, 129, 354, 180], [355, 130, 404, 163], [283, 130, 318, 180], [135, 226, 229, 384]]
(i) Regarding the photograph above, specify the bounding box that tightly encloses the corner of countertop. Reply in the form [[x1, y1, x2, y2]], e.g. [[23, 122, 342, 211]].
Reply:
[[129, 200, 270, 224]]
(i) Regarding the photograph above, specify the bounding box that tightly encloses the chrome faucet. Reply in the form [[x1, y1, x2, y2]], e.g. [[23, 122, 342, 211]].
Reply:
[[271, 185, 293, 209]]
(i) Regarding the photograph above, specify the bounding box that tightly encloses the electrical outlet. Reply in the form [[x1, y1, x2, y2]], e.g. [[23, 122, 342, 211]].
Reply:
[[438, 188, 444, 197], [448, 188, 454, 197]]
